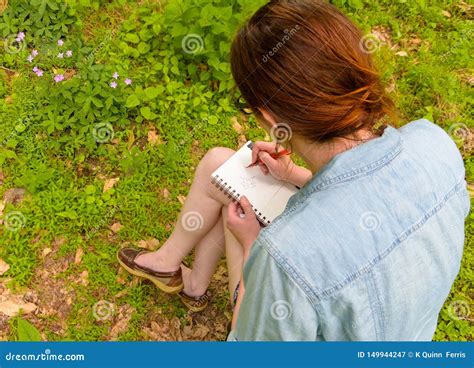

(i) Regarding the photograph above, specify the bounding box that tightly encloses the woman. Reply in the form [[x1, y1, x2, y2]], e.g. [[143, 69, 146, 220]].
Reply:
[[118, 0, 469, 340]]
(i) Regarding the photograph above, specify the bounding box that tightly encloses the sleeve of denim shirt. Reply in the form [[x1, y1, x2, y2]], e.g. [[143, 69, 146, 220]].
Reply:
[[227, 238, 319, 341]]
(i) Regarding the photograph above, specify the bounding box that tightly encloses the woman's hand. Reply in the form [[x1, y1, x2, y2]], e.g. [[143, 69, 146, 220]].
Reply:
[[251, 141, 313, 187], [251, 141, 296, 182], [226, 196, 261, 253]]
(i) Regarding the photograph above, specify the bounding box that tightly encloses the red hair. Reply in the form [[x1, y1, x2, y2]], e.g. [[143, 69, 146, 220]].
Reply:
[[231, 0, 397, 142]]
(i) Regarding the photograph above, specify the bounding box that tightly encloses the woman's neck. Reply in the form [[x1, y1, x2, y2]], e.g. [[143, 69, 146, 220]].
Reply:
[[293, 130, 378, 174]]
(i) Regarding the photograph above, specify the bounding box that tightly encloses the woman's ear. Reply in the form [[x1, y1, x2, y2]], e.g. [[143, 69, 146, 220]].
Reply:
[[258, 109, 278, 130]]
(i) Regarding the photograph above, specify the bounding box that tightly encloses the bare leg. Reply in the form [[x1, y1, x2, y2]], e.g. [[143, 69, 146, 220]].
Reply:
[[135, 147, 235, 273], [181, 216, 225, 297], [221, 206, 244, 302]]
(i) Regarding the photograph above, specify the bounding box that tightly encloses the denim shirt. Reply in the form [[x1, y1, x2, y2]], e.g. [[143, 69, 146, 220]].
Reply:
[[228, 119, 469, 341]]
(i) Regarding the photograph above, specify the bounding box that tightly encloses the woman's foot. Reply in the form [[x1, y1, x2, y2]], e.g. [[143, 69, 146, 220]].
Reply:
[[117, 248, 183, 294], [179, 264, 210, 312]]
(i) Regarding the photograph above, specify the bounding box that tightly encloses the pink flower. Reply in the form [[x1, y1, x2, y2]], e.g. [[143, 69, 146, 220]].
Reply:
[[35, 69, 43, 77], [112, 72, 119, 79], [27, 55, 34, 63], [66, 50, 73, 57], [33, 66, 38, 72], [124, 78, 132, 85], [31, 49, 39, 57], [16, 32, 25, 42], [54, 74, 64, 83], [57, 39, 64, 46], [57, 52, 64, 59], [110, 81, 118, 88]]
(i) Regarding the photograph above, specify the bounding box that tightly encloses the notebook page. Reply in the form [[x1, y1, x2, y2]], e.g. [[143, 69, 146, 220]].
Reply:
[[211, 142, 298, 224]]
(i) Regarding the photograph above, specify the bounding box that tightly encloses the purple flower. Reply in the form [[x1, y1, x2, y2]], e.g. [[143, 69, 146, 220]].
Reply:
[[33, 66, 38, 72], [124, 78, 132, 85], [112, 72, 119, 79], [16, 32, 25, 42], [110, 81, 118, 88], [27, 55, 34, 63], [57, 52, 64, 59], [31, 49, 39, 57], [66, 50, 73, 57], [54, 74, 65, 83], [57, 39, 64, 46], [35, 69, 43, 77]]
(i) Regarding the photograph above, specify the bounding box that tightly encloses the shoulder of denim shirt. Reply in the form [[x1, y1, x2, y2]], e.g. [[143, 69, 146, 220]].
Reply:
[[256, 118, 467, 306]]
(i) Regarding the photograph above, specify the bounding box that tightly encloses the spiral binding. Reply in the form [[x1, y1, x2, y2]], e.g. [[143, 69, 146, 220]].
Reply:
[[211, 174, 270, 226]]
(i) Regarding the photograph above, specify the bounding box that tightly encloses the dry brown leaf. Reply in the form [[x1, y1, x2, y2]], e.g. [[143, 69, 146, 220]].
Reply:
[[147, 130, 162, 145], [0, 200, 4, 217], [238, 134, 248, 147], [110, 222, 123, 233], [0, 170, 4, 185], [109, 305, 135, 340], [80, 270, 89, 286], [3, 188, 25, 205], [396, 51, 408, 57], [0, 295, 37, 317], [192, 324, 210, 339], [162, 188, 170, 199], [0, 258, 10, 276], [231, 116, 243, 134], [42, 248, 52, 257], [177, 195, 186, 205], [103, 177, 119, 192], [170, 316, 183, 341], [74, 247, 84, 265], [137, 238, 160, 251], [441, 10, 451, 17]]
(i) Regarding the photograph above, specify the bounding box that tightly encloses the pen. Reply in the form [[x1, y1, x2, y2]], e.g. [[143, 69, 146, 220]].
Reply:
[[246, 148, 292, 168]]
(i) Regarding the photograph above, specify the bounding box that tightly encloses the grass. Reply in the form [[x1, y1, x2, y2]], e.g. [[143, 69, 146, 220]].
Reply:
[[0, 0, 472, 341]]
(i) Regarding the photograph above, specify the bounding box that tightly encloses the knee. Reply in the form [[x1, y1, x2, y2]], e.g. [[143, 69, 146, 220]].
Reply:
[[200, 147, 235, 173]]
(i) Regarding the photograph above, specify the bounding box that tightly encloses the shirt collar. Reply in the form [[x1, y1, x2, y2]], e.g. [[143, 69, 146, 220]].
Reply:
[[293, 126, 403, 201]]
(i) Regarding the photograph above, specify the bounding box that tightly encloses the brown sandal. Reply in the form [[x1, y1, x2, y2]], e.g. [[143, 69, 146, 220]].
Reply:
[[117, 248, 183, 294], [178, 290, 210, 312]]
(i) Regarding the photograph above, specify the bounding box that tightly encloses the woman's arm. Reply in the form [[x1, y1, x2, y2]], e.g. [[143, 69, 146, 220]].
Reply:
[[286, 165, 313, 188]]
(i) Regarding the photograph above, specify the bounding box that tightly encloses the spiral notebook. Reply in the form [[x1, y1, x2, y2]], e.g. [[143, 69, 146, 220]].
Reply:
[[211, 141, 299, 226]]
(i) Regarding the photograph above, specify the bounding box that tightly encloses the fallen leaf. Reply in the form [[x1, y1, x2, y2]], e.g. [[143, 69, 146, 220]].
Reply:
[[0, 258, 10, 276], [192, 324, 210, 339], [0, 170, 4, 185], [109, 305, 135, 340], [103, 177, 119, 192], [0, 296, 37, 317], [80, 270, 89, 286], [147, 131, 162, 145], [230, 116, 243, 134], [396, 51, 408, 57], [110, 222, 123, 233], [0, 200, 4, 217], [162, 188, 170, 199], [441, 10, 451, 17], [42, 248, 52, 257], [3, 188, 25, 205], [137, 238, 160, 250], [238, 134, 248, 146], [177, 195, 186, 205], [170, 316, 183, 341], [74, 247, 84, 265]]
